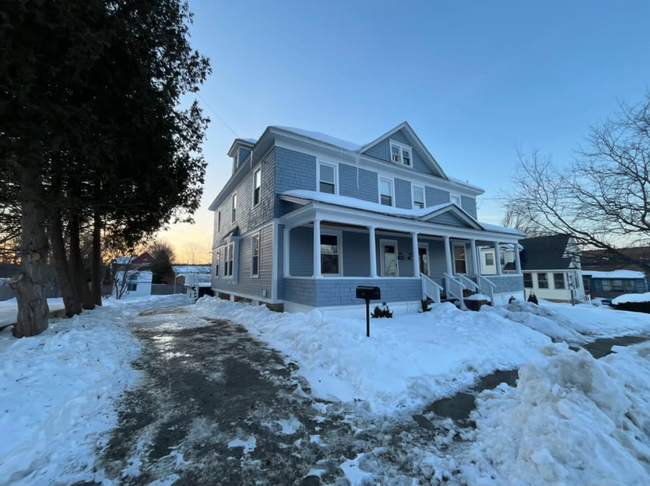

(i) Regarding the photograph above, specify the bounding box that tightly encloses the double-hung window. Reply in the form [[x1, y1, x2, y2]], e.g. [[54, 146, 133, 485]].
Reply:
[[537, 273, 549, 289], [319, 163, 336, 194], [485, 252, 494, 266], [231, 194, 237, 222], [554, 273, 565, 289], [320, 233, 340, 275], [412, 185, 425, 209], [227, 243, 234, 277], [251, 234, 260, 277], [217, 211, 221, 232], [253, 169, 261, 207], [380, 178, 393, 206], [215, 250, 220, 277], [390, 140, 412, 167], [127, 274, 138, 292], [523, 273, 533, 288]]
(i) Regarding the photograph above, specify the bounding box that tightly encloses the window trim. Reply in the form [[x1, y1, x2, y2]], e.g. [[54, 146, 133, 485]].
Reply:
[[320, 229, 343, 276], [412, 184, 425, 209], [215, 249, 221, 278], [553, 272, 565, 289], [217, 211, 221, 232], [523, 272, 533, 288], [537, 272, 549, 289], [231, 193, 237, 223], [485, 252, 494, 267], [389, 139, 413, 167], [452, 242, 468, 275], [252, 167, 262, 207], [379, 177, 395, 207], [318, 161, 338, 195], [251, 233, 260, 278]]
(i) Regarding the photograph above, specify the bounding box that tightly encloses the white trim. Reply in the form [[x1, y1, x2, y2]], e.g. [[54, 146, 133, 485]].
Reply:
[[450, 193, 462, 207], [412, 184, 425, 209], [452, 241, 468, 275], [252, 167, 262, 208], [389, 139, 413, 167], [283, 276, 421, 280], [271, 221, 279, 302], [379, 239, 400, 277], [378, 176, 395, 207], [318, 160, 338, 195], [231, 193, 237, 223], [320, 228, 343, 276], [211, 290, 273, 305]]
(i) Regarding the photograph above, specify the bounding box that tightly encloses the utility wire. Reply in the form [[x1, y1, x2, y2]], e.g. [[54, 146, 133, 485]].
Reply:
[[196, 92, 239, 138]]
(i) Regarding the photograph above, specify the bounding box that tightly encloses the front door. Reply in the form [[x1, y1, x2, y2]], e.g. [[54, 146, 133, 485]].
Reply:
[[380, 240, 399, 277], [418, 243, 429, 275]]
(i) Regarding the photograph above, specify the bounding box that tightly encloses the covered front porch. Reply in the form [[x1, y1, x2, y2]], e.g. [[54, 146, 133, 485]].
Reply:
[[279, 199, 524, 310]]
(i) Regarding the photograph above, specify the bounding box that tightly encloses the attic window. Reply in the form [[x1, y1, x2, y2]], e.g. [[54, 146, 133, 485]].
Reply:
[[389, 140, 412, 167]]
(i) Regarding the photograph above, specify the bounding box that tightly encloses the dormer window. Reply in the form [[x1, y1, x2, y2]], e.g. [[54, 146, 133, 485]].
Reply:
[[389, 140, 412, 167]]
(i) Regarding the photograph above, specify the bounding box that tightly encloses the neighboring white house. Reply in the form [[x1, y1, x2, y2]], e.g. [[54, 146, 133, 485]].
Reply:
[[518, 235, 585, 303], [478, 245, 517, 275], [112, 270, 153, 299]]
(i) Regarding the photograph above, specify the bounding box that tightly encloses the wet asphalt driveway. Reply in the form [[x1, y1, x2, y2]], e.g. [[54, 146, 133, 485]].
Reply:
[[93, 307, 460, 486]]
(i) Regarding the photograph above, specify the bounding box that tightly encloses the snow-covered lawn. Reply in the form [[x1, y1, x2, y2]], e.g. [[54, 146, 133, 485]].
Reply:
[[463, 342, 650, 485], [193, 298, 551, 414], [0, 294, 191, 486], [0, 298, 66, 327]]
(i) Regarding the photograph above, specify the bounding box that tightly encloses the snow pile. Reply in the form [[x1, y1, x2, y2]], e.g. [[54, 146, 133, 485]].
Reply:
[[193, 297, 550, 414], [613, 292, 650, 305], [464, 343, 650, 485], [481, 300, 587, 344], [0, 294, 190, 486], [465, 293, 491, 301]]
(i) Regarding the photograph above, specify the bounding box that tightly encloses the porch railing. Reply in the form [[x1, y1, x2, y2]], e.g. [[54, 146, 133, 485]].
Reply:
[[421, 274, 443, 304], [457, 274, 479, 293], [444, 273, 467, 310], [475, 274, 496, 303]]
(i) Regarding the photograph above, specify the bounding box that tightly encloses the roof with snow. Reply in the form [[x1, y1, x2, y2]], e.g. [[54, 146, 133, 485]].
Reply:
[[172, 265, 211, 274], [280, 190, 523, 236], [114, 256, 136, 265], [582, 270, 646, 279]]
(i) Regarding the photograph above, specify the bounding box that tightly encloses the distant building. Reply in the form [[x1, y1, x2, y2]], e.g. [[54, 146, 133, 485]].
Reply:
[[581, 247, 650, 299]]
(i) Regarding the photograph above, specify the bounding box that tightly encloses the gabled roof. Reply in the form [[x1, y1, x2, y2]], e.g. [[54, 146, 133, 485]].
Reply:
[[270, 126, 362, 151], [519, 234, 576, 270], [359, 121, 448, 179]]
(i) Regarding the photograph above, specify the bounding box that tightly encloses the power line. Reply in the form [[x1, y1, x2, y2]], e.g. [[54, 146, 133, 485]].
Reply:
[[196, 92, 239, 138]]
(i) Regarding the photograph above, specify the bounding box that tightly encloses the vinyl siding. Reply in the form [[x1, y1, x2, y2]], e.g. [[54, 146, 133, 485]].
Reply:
[[461, 195, 478, 219], [394, 178, 412, 209], [275, 147, 316, 217], [426, 186, 451, 207], [427, 212, 469, 228], [362, 128, 439, 176], [338, 164, 379, 203]]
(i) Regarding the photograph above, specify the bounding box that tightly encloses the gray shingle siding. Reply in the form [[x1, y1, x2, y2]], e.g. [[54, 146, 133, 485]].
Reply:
[[289, 226, 313, 276], [339, 164, 379, 203], [426, 186, 450, 207], [394, 178, 412, 209], [283, 277, 422, 307], [343, 231, 371, 276], [427, 212, 467, 227], [484, 275, 524, 294], [461, 195, 477, 219], [363, 129, 435, 176], [275, 147, 316, 217], [212, 224, 274, 300]]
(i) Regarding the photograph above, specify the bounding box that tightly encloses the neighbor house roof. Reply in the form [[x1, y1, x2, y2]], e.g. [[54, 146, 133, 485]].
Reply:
[[172, 265, 211, 274], [519, 234, 576, 270], [582, 270, 646, 279], [581, 246, 650, 274]]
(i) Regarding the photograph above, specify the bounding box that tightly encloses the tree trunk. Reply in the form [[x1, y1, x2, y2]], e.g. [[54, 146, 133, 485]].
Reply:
[[91, 212, 102, 306], [10, 170, 49, 337], [49, 212, 82, 317], [69, 213, 95, 310]]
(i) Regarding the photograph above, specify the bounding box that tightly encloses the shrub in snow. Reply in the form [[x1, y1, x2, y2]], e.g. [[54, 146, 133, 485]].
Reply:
[[508, 295, 517, 304], [420, 300, 432, 313], [372, 302, 393, 318], [527, 291, 538, 305], [466, 343, 650, 485]]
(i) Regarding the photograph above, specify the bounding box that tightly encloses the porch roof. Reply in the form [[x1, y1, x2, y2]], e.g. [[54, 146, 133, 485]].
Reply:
[[280, 190, 524, 239]]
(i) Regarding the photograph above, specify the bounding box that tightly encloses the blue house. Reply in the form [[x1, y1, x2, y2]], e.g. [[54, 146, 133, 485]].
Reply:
[[209, 122, 525, 314]]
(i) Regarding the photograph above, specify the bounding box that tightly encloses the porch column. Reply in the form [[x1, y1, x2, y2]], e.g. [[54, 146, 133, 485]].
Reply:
[[368, 226, 377, 277], [494, 242, 502, 275], [283, 227, 290, 276], [515, 243, 522, 274], [313, 219, 321, 278], [443, 236, 453, 275], [470, 239, 478, 276], [411, 232, 420, 278]]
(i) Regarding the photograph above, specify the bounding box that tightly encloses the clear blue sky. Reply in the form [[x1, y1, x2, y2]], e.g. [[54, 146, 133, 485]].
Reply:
[[165, 0, 650, 259]]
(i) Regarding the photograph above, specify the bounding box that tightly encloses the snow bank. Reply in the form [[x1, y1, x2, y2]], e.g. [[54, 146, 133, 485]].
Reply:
[[613, 292, 650, 305], [0, 294, 190, 486], [481, 300, 587, 344], [193, 297, 550, 414], [464, 343, 650, 485]]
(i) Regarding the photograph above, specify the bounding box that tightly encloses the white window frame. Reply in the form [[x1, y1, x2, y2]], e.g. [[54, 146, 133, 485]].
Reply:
[[231, 193, 237, 223], [485, 251, 494, 267], [252, 167, 262, 207], [215, 249, 221, 278], [223, 243, 235, 278], [251, 233, 260, 278], [453, 242, 468, 275], [389, 139, 413, 167], [318, 161, 337, 195], [379, 239, 400, 277], [320, 229, 343, 276], [450, 193, 462, 207], [412, 184, 425, 209], [379, 177, 394, 207]]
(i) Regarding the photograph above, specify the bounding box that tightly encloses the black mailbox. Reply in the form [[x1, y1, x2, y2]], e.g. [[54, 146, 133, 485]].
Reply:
[[356, 286, 381, 301]]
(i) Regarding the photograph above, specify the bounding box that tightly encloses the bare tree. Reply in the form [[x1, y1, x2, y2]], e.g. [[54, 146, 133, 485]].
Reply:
[[505, 93, 650, 271], [182, 241, 210, 265]]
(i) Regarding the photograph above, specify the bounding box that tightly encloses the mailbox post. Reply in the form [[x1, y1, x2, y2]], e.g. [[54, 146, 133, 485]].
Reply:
[[356, 286, 381, 337]]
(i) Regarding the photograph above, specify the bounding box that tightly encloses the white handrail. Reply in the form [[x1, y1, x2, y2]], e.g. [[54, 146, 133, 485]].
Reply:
[[457, 274, 479, 292], [444, 273, 467, 310], [421, 274, 443, 303], [475, 274, 496, 302]]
